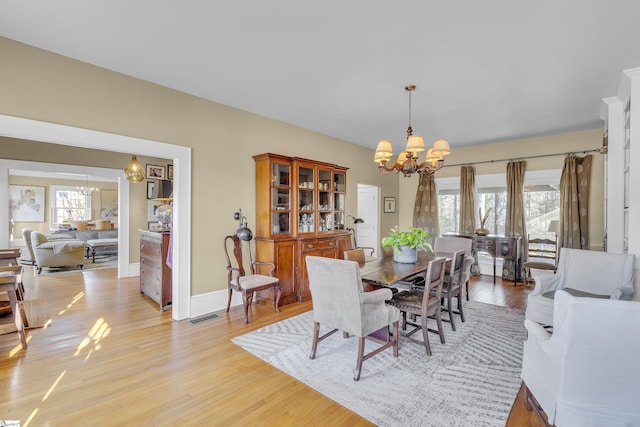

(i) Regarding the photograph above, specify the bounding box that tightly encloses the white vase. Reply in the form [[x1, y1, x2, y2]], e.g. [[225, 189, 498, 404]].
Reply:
[[393, 245, 417, 263]]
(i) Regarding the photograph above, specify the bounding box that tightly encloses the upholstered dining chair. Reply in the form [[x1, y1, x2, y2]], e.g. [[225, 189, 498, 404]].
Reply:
[[433, 236, 474, 300], [438, 249, 466, 331], [385, 257, 447, 355], [223, 234, 281, 324], [305, 256, 399, 381]]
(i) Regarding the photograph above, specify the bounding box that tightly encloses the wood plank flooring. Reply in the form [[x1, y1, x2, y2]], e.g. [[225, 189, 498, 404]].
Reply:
[[0, 267, 544, 426]]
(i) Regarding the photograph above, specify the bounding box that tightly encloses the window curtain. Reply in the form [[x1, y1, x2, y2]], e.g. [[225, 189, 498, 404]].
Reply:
[[413, 173, 439, 244], [559, 155, 592, 249], [459, 166, 476, 234], [506, 161, 527, 280]]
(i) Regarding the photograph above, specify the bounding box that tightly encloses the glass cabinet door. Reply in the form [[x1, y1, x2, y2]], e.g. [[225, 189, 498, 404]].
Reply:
[[318, 169, 332, 232], [333, 172, 346, 230], [297, 166, 315, 233], [271, 162, 290, 235]]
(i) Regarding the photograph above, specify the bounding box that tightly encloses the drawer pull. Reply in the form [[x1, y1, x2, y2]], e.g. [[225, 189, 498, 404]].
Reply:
[[307, 244, 313, 248], [329, 242, 334, 246]]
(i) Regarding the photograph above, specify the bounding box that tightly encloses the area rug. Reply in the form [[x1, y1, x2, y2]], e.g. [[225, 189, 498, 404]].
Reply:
[[232, 301, 526, 427]]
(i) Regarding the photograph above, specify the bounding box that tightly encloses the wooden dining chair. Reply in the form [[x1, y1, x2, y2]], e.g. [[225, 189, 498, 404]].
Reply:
[[439, 249, 466, 331], [385, 257, 447, 355], [344, 248, 366, 264]]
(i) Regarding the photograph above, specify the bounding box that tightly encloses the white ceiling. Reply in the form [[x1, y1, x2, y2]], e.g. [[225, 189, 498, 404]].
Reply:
[[2, 1, 640, 154]]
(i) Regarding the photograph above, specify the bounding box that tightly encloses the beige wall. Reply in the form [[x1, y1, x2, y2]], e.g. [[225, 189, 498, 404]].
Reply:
[[398, 129, 606, 250], [0, 37, 397, 296]]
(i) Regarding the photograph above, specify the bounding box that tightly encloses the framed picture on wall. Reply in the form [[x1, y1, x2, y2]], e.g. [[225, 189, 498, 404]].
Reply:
[[167, 164, 174, 180], [383, 196, 396, 213], [146, 164, 165, 179], [146, 181, 156, 199], [9, 185, 45, 222], [148, 200, 162, 221]]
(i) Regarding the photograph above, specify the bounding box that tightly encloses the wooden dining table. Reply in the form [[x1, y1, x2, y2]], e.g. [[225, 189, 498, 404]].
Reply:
[[360, 250, 452, 290]]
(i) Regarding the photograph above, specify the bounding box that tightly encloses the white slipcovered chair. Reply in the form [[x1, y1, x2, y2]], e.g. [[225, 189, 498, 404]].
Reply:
[[434, 236, 475, 300], [521, 290, 640, 426], [305, 256, 399, 381], [31, 231, 86, 274], [525, 248, 635, 326]]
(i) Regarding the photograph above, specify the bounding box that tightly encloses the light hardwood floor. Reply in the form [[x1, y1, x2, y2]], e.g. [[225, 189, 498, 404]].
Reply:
[[1, 267, 545, 426]]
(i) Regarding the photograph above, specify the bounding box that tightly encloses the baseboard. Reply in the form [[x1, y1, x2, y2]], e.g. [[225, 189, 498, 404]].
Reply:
[[190, 288, 244, 318]]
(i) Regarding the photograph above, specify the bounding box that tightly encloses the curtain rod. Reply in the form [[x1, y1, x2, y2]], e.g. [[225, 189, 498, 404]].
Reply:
[[443, 148, 602, 168]]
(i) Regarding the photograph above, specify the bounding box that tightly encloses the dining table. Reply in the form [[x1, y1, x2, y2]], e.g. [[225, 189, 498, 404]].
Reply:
[[359, 250, 452, 290]]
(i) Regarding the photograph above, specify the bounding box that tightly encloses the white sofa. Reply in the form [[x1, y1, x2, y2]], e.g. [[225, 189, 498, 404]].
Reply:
[[521, 290, 640, 426], [525, 248, 635, 326]]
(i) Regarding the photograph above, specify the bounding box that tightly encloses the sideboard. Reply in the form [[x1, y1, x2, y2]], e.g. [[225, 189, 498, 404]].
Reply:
[[451, 234, 522, 284]]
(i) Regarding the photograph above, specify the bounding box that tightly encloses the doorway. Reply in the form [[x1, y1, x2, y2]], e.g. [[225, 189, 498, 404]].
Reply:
[[356, 184, 379, 257]]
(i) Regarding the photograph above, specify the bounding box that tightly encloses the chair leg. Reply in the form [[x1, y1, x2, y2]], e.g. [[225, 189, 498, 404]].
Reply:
[[458, 294, 465, 322], [465, 280, 470, 301], [273, 284, 281, 313], [420, 314, 432, 356], [309, 321, 320, 359], [401, 311, 407, 330], [242, 292, 250, 324], [447, 293, 456, 331], [435, 309, 445, 344], [226, 288, 233, 313], [354, 336, 365, 381], [391, 321, 399, 357]]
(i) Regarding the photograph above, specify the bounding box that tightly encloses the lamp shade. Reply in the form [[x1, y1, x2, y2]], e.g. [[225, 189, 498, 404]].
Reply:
[[432, 138, 451, 156], [406, 134, 426, 153], [124, 155, 145, 183], [151, 179, 173, 200], [425, 148, 442, 166], [396, 151, 409, 166], [374, 140, 393, 162], [547, 220, 560, 233]]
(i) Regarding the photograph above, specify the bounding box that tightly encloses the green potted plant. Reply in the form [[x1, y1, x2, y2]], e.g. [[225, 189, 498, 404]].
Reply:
[[381, 226, 432, 263]]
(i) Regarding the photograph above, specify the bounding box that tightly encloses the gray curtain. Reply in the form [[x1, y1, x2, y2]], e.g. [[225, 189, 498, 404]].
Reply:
[[459, 166, 476, 235], [560, 155, 592, 249], [413, 173, 439, 244], [506, 161, 527, 280]]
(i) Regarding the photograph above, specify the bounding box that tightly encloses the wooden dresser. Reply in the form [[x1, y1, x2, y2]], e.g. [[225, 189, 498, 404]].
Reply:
[[139, 230, 172, 310]]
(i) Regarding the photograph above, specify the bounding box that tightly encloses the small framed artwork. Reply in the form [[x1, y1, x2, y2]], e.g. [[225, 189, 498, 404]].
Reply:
[[383, 197, 396, 213], [148, 200, 162, 221], [146, 181, 156, 199], [146, 164, 165, 179], [148, 221, 161, 231], [167, 164, 174, 180]]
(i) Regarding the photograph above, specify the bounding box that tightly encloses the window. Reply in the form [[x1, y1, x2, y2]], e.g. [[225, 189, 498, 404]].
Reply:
[[436, 170, 561, 237], [50, 186, 92, 228]]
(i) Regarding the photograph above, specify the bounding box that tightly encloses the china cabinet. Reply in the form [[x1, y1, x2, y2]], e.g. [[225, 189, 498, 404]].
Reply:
[[253, 153, 351, 306]]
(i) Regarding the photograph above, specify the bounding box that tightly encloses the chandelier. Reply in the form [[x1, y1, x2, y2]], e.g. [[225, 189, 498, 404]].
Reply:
[[374, 85, 451, 176], [76, 175, 97, 196]]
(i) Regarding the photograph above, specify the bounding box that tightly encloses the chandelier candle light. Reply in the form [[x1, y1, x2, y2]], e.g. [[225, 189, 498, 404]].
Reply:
[[374, 85, 451, 176]]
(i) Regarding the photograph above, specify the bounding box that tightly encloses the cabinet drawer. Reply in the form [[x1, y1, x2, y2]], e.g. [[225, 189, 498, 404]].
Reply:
[[140, 279, 161, 304], [140, 258, 162, 282], [301, 239, 338, 252], [140, 239, 162, 258], [473, 239, 494, 252]]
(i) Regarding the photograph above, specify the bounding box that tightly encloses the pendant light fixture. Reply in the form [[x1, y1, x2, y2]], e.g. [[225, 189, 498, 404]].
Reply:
[[124, 155, 145, 183], [374, 85, 451, 177]]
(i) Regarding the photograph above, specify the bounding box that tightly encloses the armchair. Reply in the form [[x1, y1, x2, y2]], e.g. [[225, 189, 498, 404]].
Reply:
[[526, 248, 635, 326], [521, 290, 640, 426], [305, 256, 399, 381], [31, 231, 86, 274]]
